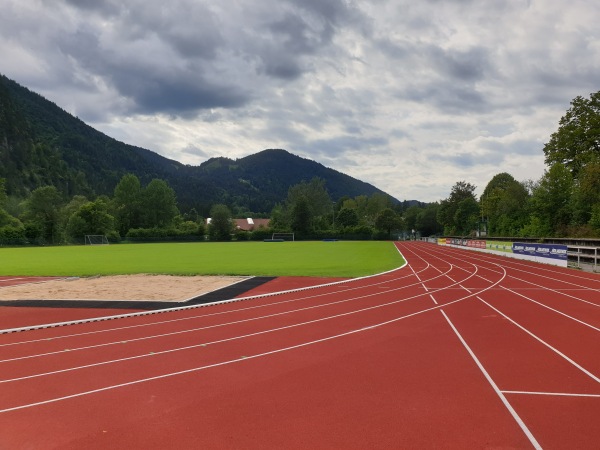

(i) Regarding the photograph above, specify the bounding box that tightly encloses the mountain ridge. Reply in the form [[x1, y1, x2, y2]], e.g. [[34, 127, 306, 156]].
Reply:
[[0, 74, 400, 215]]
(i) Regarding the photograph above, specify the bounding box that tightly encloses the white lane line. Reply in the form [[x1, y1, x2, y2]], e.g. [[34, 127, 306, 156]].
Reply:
[[410, 265, 429, 292], [1, 269, 470, 364], [477, 297, 600, 384], [0, 266, 440, 348], [0, 332, 362, 414], [440, 310, 542, 450], [0, 250, 466, 352], [0, 276, 503, 413], [437, 244, 600, 290], [500, 286, 600, 332], [2, 254, 433, 337], [0, 258, 493, 369], [0, 244, 504, 410], [401, 243, 501, 307], [506, 275, 600, 308], [502, 390, 600, 398], [410, 261, 439, 306], [0, 281, 437, 366]]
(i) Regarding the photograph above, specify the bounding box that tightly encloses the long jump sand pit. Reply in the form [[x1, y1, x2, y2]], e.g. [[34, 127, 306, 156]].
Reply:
[[0, 274, 250, 302]]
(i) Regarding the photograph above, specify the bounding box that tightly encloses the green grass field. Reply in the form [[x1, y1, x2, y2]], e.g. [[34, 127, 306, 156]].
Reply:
[[0, 241, 404, 278]]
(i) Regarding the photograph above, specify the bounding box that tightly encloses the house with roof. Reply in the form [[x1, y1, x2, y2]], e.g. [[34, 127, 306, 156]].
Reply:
[[233, 218, 270, 231], [206, 218, 270, 231]]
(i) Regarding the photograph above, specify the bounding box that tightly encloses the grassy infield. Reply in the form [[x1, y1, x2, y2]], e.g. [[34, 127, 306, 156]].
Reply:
[[0, 241, 404, 278]]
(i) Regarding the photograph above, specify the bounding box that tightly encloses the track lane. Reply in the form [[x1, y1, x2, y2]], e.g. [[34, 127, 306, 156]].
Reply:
[[1, 310, 534, 450], [1, 241, 599, 448], [2, 269, 495, 411], [403, 241, 600, 449]]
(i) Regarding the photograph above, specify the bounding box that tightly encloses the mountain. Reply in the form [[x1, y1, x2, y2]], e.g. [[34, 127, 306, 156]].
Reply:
[[0, 74, 398, 215]]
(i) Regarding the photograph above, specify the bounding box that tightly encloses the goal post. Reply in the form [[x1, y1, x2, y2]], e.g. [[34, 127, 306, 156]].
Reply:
[[271, 232, 295, 241], [85, 235, 109, 245]]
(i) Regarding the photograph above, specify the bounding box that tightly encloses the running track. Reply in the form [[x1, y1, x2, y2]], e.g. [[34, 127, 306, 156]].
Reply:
[[0, 241, 599, 449]]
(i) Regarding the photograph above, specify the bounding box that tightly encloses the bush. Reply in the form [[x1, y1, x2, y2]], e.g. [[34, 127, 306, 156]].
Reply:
[[125, 227, 203, 242], [371, 230, 390, 240], [107, 230, 121, 243], [235, 230, 250, 241], [0, 225, 28, 246], [249, 228, 273, 241]]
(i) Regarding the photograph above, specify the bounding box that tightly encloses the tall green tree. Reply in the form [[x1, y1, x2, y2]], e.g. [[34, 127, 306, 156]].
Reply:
[[113, 174, 143, 235], [543, 91, 600, 178], [526, 163, 573, 236], [209, 204, 233, 241], [481, 173, 529, 236], [0, 178, 6, 208], [0, 178, 18, 228], [402, 205, 421, 234], [366, 192, 393, 222], [66, 198, 115, 242], [453, 197, 480, 235], [140, 179, 179, 228], [572, 159, 600, 225], [415, 203, 441, 236], [22, 186, 64, 244], [287, 177, 332, 221], [291, 197, 312, 236], [375, 208, 402, 238], [437, 181, 478, 235], [276, 177, 332, 233], [336, 207, 359, 228]]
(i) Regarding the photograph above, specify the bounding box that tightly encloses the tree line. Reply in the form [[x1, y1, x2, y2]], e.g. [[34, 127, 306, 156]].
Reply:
[[435, 90, 600, 238], [0, 174, 204, 245], [0, 172, 415, 245], [2, 89, 598, 244]]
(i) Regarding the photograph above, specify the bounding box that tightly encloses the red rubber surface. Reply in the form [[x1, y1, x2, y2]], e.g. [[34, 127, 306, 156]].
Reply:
[[0, 242, 598, 449]]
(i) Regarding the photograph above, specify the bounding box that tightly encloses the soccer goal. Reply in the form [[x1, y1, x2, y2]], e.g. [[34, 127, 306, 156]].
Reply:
[[271, 232, 295, 241], [85, 235, 109, 245]]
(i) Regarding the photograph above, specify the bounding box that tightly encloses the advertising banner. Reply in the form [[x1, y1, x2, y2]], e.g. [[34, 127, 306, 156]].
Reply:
[[440, 238, 567, 267], [512, 243, 567, 261], [467, 240, 486, 249], [486, 241, 513, 253]]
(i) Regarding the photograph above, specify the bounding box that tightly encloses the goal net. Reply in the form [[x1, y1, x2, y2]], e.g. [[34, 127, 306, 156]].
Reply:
[[85, 235, 109, 245], [271, 233, 295, 241]]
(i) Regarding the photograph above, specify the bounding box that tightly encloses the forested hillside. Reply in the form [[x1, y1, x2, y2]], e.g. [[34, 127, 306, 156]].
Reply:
[[0, 75, 396, 216]]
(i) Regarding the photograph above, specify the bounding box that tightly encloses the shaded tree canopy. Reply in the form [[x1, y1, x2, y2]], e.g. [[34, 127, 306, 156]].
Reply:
[[209, 203, 233, 241], [481, 173, 529, 236], [437, 181, 477, 235], [291, 196, 312, 236], [140, 179, 179, 228], [528, 163, 574, 235], [543, 91, 600, 178], [375, 208, 402, 238]]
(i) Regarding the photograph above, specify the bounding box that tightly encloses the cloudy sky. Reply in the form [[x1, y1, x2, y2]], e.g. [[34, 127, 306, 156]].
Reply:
[[2, 0, 599, 202]]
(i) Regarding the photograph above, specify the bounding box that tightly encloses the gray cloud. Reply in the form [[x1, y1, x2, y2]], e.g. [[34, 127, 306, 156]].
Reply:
[[303, 135, 389, 158], [2, 0, 599, 202]]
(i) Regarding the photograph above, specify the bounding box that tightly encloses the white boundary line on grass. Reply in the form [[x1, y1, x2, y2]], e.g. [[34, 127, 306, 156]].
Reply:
[[0, 248, 408, 335], [0, 255, 506, 413]]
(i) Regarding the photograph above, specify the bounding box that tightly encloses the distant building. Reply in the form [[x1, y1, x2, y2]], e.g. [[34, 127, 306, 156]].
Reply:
[[206, 218, 270, 231], [234, 218, 270, 231]]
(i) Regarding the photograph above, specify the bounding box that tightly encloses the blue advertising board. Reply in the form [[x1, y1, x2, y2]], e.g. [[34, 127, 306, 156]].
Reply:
[[512, 243, 567, 261]]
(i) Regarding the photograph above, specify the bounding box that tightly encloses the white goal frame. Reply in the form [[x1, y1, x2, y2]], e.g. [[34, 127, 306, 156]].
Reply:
[[271, 232, 295, 241], [85, 235, 109, 245]]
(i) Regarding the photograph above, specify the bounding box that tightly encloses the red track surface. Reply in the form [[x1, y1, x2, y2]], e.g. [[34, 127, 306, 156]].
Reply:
[[0, 242, 599, 449]]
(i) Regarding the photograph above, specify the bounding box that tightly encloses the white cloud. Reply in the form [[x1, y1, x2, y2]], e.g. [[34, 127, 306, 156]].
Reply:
[[1, 0, 599, 202]]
